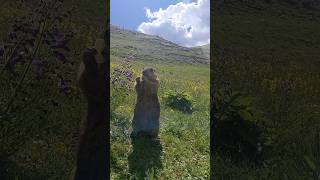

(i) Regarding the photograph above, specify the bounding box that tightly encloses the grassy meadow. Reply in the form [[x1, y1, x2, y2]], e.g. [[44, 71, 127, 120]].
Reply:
[[110, 54, 210, 179], [212, 1, 320, 179]]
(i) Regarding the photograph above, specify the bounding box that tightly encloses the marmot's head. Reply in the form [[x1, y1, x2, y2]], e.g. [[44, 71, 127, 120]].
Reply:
[[142, 68, 157, 80], [77, 39, 107, 104]]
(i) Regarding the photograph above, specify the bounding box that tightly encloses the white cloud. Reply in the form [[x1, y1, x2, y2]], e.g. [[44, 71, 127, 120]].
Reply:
[[138, 0, 210, 47]]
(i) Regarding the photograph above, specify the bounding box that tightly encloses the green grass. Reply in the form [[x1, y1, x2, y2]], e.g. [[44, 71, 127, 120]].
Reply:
[[212, 1, 320, 179], [110, 55, 210, 179], [0, 1, 106, 179]]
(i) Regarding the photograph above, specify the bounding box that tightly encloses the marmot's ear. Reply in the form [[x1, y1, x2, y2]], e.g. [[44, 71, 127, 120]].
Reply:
[[136, 77, 141, 82]]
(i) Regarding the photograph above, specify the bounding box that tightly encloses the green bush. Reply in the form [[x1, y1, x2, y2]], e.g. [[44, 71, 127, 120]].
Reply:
[[164, 90, 194, 113], [212, 89, 266, 163]]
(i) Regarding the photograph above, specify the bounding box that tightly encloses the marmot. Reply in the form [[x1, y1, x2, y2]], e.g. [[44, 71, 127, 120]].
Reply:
[[132, 68, 160, 138], [74, 39, 108, 180]]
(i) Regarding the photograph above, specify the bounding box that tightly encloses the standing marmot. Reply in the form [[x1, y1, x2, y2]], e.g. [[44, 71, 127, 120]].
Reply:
[[132, 68, 160, 138], [74, 38, 108, 180]]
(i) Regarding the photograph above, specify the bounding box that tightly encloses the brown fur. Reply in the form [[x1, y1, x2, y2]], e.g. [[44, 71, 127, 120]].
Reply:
[[74, 47, 108, 180], [132, 68, 160, 138]]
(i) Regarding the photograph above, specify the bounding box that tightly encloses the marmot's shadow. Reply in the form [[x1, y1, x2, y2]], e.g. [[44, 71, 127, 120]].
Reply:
[[128, 137, 163, 178]]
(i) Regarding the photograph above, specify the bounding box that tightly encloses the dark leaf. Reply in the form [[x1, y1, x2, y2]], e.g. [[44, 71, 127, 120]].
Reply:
[[53, 51, 66, 62], [8, 32, 17, 40], [26, 39, 35, 47], [0, 47, 4, 57]]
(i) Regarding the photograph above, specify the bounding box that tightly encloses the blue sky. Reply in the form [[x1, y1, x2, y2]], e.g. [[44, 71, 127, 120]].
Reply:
[[111, 0, 210, 47], [111, 0, 184, 30]]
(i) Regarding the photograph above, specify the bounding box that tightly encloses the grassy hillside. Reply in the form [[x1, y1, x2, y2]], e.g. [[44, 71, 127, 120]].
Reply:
[[111, 25, 209, 64], [110, 26, 210, 179], [212, 1, 320, 179], [192, 44, 210, 59]]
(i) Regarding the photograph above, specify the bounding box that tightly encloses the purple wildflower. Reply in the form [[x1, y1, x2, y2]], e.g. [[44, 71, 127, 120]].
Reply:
[[58, 77, 71, 94], [110, 54, 135, 92], [124, 71, 133, 79]]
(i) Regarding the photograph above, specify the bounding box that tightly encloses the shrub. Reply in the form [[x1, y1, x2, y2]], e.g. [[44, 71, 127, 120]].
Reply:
[[212, 90, 266, 163], [164, 90, 194, 113]]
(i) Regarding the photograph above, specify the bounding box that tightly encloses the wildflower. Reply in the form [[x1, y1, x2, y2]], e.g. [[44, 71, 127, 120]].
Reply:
[[58, 77, 71, 94]]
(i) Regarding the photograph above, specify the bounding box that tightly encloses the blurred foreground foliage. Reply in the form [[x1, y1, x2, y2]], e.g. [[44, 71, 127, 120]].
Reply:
[[0, 0, 106, 178]]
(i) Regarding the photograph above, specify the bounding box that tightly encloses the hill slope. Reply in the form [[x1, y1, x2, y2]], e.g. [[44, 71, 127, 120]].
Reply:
[[111, 25, 209, 64], [212, 1, 320, 179], [191, 44, 210, 59], [214, 0, 320, 70]]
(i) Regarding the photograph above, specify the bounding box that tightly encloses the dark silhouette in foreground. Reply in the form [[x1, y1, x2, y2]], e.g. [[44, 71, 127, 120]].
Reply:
[[74, 39, 108, 179], [128, 137, 163, 178]]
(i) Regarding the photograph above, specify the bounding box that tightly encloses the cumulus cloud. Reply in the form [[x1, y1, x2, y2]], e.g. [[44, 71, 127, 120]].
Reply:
[[138, 0, 210, 47]]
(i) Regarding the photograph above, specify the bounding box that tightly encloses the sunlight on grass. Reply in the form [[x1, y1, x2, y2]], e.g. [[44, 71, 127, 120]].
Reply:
[[111, 57, 210, 179]]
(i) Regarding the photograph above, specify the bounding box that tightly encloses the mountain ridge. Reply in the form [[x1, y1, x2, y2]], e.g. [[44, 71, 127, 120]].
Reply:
[[110, 25, 209, 64]]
